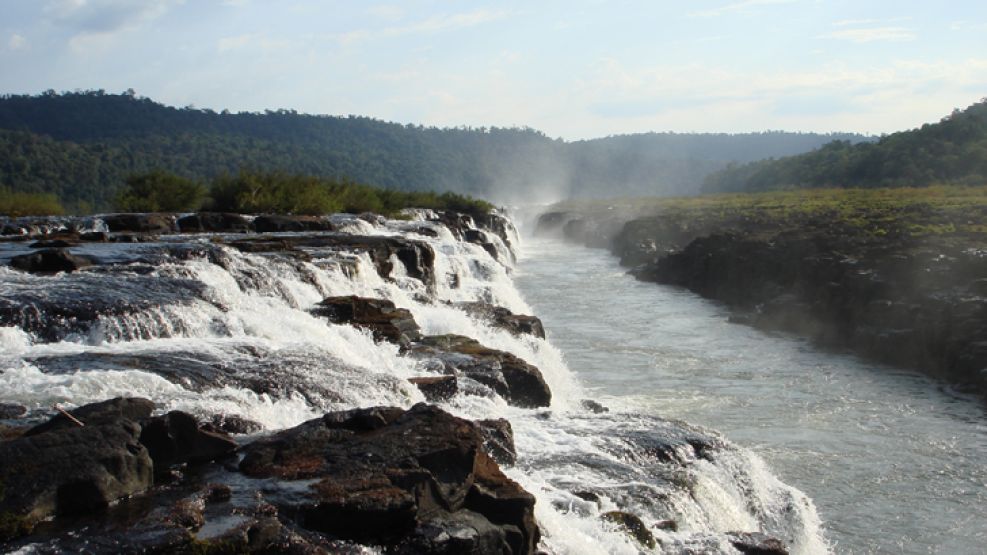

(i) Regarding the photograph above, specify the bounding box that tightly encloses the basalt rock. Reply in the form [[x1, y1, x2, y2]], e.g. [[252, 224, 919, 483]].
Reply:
[[476, 418, 517, 466], [101, 213, 176, 234], [239, 403, 540, 554], [254, 215, 335, 233], [25, 397, 156, 436], [409, 375, 459, 402], [176, 212, 252, 233], [728, 531, 789, 555], [311, 295, 422, 344], [0, 405, 154, 538], [10, 248, 93, 274], [287, 234, 436, 285], [409, 335, 552, 408], [455, 302, 546, 339], [139, 410, 238, 475]]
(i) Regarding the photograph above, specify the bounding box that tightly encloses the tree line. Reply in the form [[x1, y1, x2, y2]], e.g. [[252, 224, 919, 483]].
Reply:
[[702, 99, 987, 192], [0, 90, 870, 211]]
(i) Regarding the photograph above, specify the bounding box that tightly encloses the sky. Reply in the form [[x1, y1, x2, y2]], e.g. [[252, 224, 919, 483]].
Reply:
[[1, 0, 985, 140]]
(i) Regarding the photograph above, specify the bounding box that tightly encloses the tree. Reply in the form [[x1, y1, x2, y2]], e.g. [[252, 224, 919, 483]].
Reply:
[[115, 170, 205, 212]]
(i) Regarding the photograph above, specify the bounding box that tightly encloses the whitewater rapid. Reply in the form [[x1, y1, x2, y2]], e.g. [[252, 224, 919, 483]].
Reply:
[[0, 212, 827, 553]]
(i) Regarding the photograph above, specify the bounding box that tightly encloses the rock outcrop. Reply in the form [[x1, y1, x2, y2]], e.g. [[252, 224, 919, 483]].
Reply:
[[10, 248, 93, 274], [455, 302, 546, 339], [311, 295, 422, 344]]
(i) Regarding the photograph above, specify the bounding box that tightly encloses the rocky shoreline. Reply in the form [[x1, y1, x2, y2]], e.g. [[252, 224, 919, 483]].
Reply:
[[537, 202, 987, 396]]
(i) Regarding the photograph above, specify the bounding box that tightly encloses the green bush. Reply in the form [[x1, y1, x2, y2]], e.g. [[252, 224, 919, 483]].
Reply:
[[0, 188, 65, 216], [115, 170, 206, 212]]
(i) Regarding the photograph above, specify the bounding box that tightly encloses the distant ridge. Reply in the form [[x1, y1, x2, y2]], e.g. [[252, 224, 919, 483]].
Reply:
[[0, 89, 871, 210], [703, 98, 987, 192]]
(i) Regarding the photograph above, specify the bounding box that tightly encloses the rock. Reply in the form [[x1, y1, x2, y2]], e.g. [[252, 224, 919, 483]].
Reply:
[[254, 215, 334, 233], [580, 399, 609, 413], [205, 483, 233, 503], [464, 229, 499, 260], [101, 213, 176, 234], [533, 212, 573, 236], [25, 397, 156, 436], [601, 511, 656, 549], [206, 413, 264, 435], [455, 302, 546, 339], [728, 532, 789, 554], [573, 491, 601, 505], [476, 418, 517, 466], [655, 519, 678, 531], [79, 231, 109, 242], [311, 295, 422, 344], [0, 417, 153, 538], [409, 375, 459, 402], [10, 248, 93, 274], [410, 335, 552, 408], [176, 212, 252, 233], [239, 404, 539, 553], [139, 410, 238, 474], [0, 403, 27, 419], [29, 238, 78, 248]]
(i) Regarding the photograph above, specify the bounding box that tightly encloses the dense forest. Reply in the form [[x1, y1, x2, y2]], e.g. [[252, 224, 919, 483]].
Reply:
[[0, 90, 869, 211], [703, 99, 987, 193]]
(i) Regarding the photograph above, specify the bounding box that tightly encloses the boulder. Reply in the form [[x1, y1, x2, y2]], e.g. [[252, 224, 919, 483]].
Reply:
[[10, 248, 93, 274], [410, 335, 552, 408], [601, 511, 656, 549], [101, 213, 175, 234], [139, 411, 238, 475], [0, 414, 153, 538], [25, 397, 155, 436], [455, 302, 546, 339], [409, 375, 459, 402], [727, 532, 789, 555], [0, 403, 27, 419], [176, 212, 252, 233], [239, 404, 539, 553], [311, 295, 422, 344], [476, 418, 517, 466], [253, 215, 334, 233], [206, 413, 264, 435]]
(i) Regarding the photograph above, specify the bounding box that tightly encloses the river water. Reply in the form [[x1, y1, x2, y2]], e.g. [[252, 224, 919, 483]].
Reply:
[[514, 236, 987, 554]]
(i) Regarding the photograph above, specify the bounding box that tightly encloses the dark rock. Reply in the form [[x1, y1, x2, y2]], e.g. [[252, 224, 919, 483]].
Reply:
[[601, 511, 656, 549], [254, 215, 334, 233], [399, 509, 514, 554], [169, 496, 206, 530], [573, 491, 601, 505], [10, 248, 93, 273], [464, 229, 499, 260], [176, 212, 252, 233], [29, 238, 78, 248], [0, 417, 153, 537], [311, 295, 422, 344], [207, 413, 264, 435], [0, 403, 27, 419], [101, 213, 176, 234], [239, 403, 539, 553], [409, 375, 459, 402], [655, 519, 678, 531], [139, 411, 238, 474], [580, 399, 609, 413], [410, 335, 552, 408], [79, 231, 109, 242], [294, 234, 436, 284], [728, 532, 789, 555], [533, 212, 573, 236], [476, 418, 517, 466], [455, 302, 546, 339], [205, 483, 233, 503], [25, 397, 155, 436]]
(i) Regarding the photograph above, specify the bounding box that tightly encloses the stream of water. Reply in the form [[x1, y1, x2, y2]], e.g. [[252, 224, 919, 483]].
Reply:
[[514, 236, 987, 554]]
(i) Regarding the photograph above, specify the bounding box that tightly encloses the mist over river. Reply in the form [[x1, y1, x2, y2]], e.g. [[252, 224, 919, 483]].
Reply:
[[514, 235, 987, 553]]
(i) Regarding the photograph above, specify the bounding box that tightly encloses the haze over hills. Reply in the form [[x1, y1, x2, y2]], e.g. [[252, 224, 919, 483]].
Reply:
[[0, 90, 870, 211], [703, 98, 987, 193]]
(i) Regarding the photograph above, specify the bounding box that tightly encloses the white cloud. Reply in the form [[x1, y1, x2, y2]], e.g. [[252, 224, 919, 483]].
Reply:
[[688, 0, 797, 18], [821, 26, 915, 43], [43, 0, 182, 53], [8, 33, 27, 50]]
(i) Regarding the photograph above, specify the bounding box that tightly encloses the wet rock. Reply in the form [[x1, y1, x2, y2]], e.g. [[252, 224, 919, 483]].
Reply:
[[239, 403, 539, 553], [655, 519, 678, 531], [409, 375, 459, 402], [601, 511, 656, 549], [464, 229, 499, 260], [25, 397, 155, 436], [399, 509, 515, 554], [207, 413, 264, 435], [454, 302, 546, 339], [728, 531, 789, 554], [79, 231, 109, 242], [29, 236, 79, 248], [573, 491, 601, 505], [139, 411, 238, 475], [0, 403, 27, 419], [10, 248, 93, 273], [101, 213, 176, 234], [0, 416, 153, 538], [205, 483, 233, 503], [533, 211, 573, 236], [291, 234, 436, 285], [311, 295, 422, 344], [410, 335, 552, 408], [476, 418, 517, 466], [580, 399, 609, 413], [176, 212, 252, 233], [254, 215, 334, 233]]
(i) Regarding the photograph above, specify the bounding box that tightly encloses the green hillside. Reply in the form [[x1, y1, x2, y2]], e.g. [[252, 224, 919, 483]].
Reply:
[[703, 99, 987, 193]]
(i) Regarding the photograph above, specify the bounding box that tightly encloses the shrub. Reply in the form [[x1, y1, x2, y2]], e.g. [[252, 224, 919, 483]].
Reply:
[[0, 189, 65, 216], [115, 170, 206, 212]]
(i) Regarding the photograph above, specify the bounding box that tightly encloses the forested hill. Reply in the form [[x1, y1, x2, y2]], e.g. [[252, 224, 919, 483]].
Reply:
[[703, 99, 987, 193], [0, 90, 869, 210]]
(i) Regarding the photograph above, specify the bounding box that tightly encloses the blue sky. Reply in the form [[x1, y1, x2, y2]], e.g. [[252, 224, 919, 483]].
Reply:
[[1, 0, 985, 139]]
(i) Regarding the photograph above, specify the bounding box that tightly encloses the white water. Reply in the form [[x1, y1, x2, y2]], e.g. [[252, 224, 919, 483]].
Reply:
[[0, 214, 827, 553], [514, 236, 987, 554]]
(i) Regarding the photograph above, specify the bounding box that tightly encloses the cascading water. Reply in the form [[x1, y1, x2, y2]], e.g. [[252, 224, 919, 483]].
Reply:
[[0, 211, 827, 553]]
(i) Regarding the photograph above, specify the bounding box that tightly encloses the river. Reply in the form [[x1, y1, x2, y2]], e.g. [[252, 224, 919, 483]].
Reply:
[[514, 236, 987, 553]]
